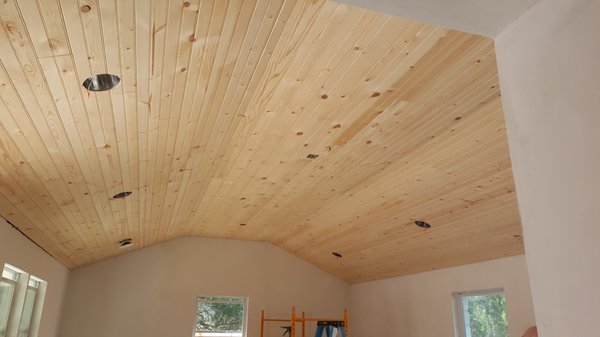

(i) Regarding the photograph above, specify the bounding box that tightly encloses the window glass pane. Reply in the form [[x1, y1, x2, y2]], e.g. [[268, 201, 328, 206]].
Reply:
[[17, 288, 37, 337], [0, 281, 16, 337], [462, 293, 509, 337], [195, 297, 246, 337]]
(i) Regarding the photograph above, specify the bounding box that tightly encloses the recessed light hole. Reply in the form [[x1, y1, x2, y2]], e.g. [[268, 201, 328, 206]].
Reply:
[[113, 191, 132, 199], [119, 238, 133, 248], [82, 74, 121, 92], [415, 220, 431, 229]]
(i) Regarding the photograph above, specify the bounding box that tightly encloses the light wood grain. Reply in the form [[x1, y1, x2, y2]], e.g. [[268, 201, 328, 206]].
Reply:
[[0, 0, 523, 283]]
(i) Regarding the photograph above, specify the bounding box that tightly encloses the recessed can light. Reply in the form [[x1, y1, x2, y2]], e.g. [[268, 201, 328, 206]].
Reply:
[[82, 74, 121, 92], [118, 238, 133, 248], [415, 220, 431, 229], [112, 191, 132, 199]]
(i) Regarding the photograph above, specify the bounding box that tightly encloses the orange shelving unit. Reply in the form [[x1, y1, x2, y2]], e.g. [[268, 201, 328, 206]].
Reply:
[[260, 307, 349, 337]]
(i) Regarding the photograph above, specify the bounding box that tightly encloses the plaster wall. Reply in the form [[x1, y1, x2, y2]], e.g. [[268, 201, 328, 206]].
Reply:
[[0, 219, 69, 337], [336, 0, 538, 36], [496, 0, 600, 335], [351, 255, 535, 337], [59, 237, 350, 337]]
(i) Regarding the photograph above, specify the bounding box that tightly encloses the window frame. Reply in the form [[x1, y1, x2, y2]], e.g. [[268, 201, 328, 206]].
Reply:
[[452, 288, 507, 337], [0, 264, 46, 337], [194, 296, 249, 337], [0, 276, 18, 337], [17, 285, 39, 337], [2, 267, 20, 282]]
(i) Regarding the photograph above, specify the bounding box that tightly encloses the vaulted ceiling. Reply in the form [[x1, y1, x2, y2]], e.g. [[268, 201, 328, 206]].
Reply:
[[0, 0, 523, 283]]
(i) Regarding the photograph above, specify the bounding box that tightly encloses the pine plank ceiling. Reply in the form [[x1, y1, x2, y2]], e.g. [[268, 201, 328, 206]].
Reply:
[[0, 0, 523, 283]]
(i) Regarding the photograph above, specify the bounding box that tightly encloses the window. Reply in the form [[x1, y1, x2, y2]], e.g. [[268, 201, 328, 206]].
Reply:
[[453, 289, 509, 337], [194, 296, 248, 337], [0, 264, 47, 337]]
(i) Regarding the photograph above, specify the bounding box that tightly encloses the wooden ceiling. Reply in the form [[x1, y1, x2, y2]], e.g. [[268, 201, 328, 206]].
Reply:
[[0, 0, 523, 283]]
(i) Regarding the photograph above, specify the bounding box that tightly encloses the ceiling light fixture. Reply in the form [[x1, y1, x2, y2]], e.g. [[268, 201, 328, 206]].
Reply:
[[82, 74, 121, 92], [112, 191, 132, 199], [118, 238, 133, 248], [415, 220, 431, 229]]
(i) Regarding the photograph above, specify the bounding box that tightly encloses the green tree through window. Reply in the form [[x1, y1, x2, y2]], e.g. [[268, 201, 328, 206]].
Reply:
[[195, 297, 247, 335], [455, 290, 509, 337]]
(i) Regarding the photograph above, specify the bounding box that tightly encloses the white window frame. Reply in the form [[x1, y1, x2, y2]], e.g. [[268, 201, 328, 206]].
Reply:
[[193, 296, 249, 337], [452, 288, 506, 337], [0, 264, 47, 337], [1, 267, 19, 337]]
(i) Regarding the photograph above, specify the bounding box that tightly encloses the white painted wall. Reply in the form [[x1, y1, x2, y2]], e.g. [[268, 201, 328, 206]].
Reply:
[[59, 237, 350, 337], [495, 0, 600, 336], [351, 255, 535, 337], [0, 219, 69, 337], [335, 0, 538, 37]]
